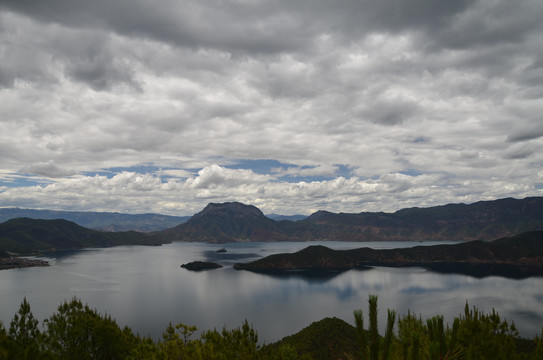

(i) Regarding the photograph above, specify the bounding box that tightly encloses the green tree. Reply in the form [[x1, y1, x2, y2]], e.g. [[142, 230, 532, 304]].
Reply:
[[0, 321, 10, 360], [126, 336, 160, 360], [352, 294, 396, 360], [396, 311, 427, 360], [426, 316, 462, 360], [8, 297, 41, 359], [43, 297, 134, 360], [533, 329, 543, 360], [157, 322, 199, 359], [456, 303, 519, 360], [198, 320, 261, 359]]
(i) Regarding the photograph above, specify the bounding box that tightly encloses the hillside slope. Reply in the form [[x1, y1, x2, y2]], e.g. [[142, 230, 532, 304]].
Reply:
[[234, 231, 543, 277], [160, 202, 293, 243], [159, 197, 543, 243], [300, 197, 543, 241], [0, 218, 166, 254], [0, 208, 188, 232]]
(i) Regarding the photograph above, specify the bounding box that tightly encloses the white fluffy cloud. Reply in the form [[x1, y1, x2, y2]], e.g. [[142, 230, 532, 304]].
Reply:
[[0, 0, 542, 215]]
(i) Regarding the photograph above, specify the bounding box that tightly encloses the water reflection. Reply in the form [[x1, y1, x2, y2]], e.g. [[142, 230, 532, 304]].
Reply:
[[1, 241, 542, 344]]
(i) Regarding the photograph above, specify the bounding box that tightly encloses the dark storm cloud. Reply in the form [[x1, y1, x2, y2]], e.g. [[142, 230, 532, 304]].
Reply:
[[0, 0, 308, 54], [63, 41, 140, 91], [0, 0, 481, 54], [508, 121, 543, 143]]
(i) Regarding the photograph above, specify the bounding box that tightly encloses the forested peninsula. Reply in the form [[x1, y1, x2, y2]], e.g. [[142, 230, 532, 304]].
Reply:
[[234, 231, 543, 278]]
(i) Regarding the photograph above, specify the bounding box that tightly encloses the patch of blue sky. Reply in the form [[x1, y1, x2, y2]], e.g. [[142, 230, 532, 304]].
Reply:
[[82, 165, 193, 182], [81, 170, 117, 179], [399, 168, 424, 177], [228, 159, 297, 174], [335, 164, 353, 178], [103, 165, 166, 174], [0, 176, 51, 188], [229, 160, 354, 177]]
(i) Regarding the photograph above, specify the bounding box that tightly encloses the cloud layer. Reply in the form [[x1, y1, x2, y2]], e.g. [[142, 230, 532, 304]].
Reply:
[[1, 0, 542, 215]]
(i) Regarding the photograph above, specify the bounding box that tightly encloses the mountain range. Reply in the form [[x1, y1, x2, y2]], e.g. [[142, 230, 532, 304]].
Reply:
[[1, 197, 543, 253], [0, 208, 189, 232], [160, 197, 543, 243]]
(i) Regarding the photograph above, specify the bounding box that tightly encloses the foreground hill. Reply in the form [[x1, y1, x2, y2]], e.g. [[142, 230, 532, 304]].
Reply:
[[261, 317, 361, 359], [0, 218, 166, 255], [0, 208, 189, 232], [158, 197, 543, 243], [234, 230, 543, 278]]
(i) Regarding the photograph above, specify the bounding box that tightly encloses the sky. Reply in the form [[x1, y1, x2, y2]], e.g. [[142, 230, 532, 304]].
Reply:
[[0, 0, 542, 216]]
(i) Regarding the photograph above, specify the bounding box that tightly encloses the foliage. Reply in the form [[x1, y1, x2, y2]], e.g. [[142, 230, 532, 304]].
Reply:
[[8, 297, 42, 359], [352, 295, 396, 360], [0, 296, 542, 359], [0, 322, 7, 360], [455, 303, 519, 360], [263, 317, 358, 360], [42, 297, 138, 360], [0, 218, 162, 254]]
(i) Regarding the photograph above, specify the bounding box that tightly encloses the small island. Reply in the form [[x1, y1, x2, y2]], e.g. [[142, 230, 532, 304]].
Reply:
[[180, 261, 223, 271]]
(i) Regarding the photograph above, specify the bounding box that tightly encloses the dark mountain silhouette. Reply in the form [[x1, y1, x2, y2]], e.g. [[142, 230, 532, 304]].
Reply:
[[0, 208, 189, 232], [266, 213, 307, 222], [161, 202, 292, 243], [3, 196, 543, 246], [300, 197, 543, 241], [0, 218, 166, 254], [234, 231, 543, 278], [159, 197, 543, 243]]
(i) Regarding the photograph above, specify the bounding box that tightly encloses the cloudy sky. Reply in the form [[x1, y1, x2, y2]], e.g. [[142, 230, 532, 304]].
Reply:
[[1, 0, 542, 216]]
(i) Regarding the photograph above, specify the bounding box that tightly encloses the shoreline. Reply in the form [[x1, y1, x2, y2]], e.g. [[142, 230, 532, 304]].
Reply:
[[0, 257, 50, 270]]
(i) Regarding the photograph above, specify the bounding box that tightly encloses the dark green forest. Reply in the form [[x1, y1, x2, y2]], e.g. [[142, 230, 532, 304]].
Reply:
[[1, 296, 542, 360]]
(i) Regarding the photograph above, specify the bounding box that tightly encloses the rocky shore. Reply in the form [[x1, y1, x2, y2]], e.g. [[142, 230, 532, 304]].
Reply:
[[0, 257, 50, 270]]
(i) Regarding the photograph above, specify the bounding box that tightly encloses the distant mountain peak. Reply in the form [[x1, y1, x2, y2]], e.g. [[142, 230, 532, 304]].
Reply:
[[306, 210, 335, 221], [165, 202, 289, 243], [191, 202, 265, 220]]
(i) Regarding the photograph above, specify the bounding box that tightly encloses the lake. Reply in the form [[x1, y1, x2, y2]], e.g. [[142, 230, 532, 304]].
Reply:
[[1, 241, 542, 343]]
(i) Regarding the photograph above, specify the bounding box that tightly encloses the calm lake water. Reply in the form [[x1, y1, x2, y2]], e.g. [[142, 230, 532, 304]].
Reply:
[[1, 241, 542, 343]]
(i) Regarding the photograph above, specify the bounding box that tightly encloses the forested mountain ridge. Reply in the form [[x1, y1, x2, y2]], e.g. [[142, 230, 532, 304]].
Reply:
[[160, 197, 543, 243], [0, 218, 166, 254], [299, 196, 543, 242], [2, 197, 543, 248], [234, 230, 543, 278]]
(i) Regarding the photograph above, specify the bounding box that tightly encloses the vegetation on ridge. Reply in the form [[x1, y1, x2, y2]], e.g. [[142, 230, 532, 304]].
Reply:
[[1, 296, 542, 359], [0, 208, 189, 232], [0, 218, 167, 255], [234, 231, 543, 278], [161, 197, 543, 243]]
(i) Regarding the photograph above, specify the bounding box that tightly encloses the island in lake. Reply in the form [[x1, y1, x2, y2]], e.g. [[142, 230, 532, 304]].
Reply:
[[234, 231, 543, 278], [181, 261, 223, 271]]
